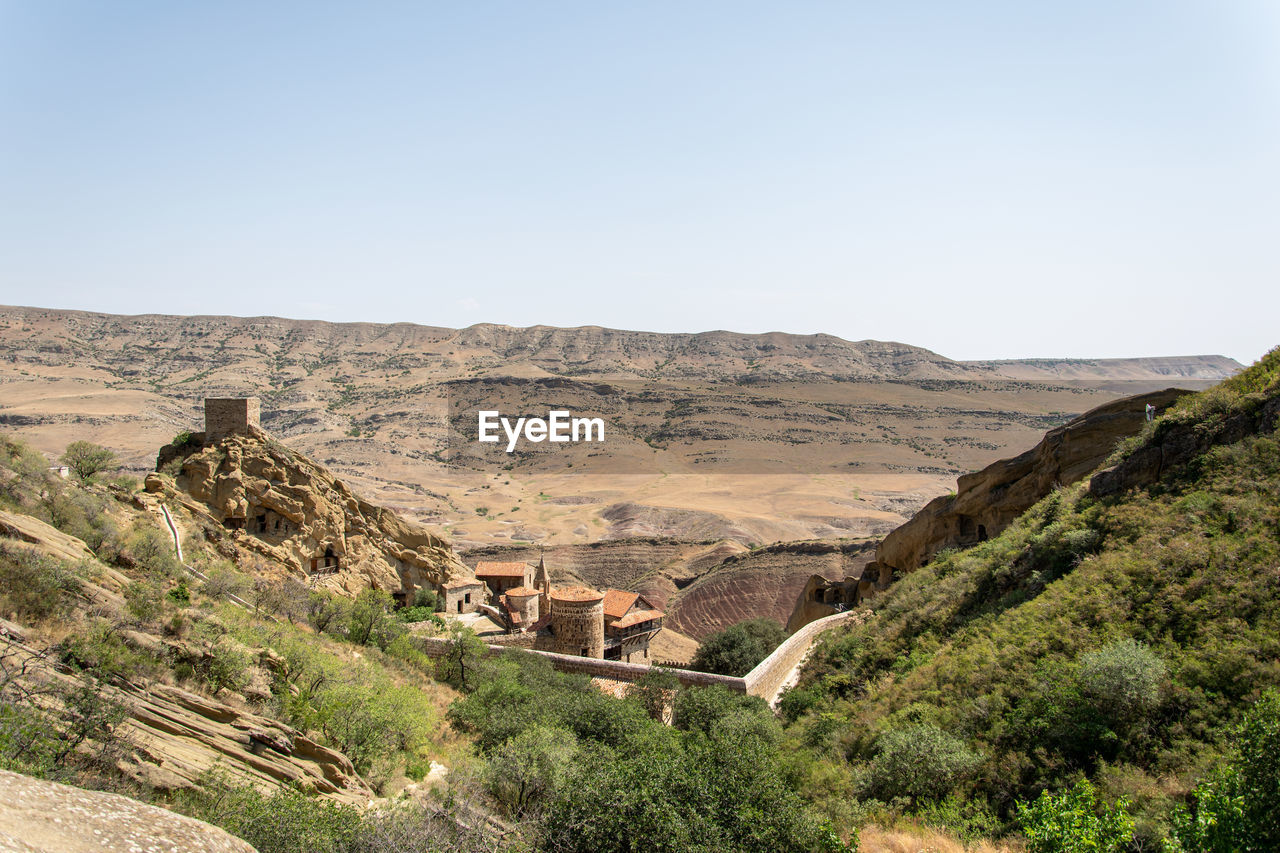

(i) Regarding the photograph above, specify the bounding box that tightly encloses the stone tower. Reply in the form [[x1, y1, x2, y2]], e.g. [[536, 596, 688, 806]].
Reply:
[[534, 552, 550, 618], [506, 586, 540, 628], [204, 398, 261, 442], [550, 586, 605, 658]]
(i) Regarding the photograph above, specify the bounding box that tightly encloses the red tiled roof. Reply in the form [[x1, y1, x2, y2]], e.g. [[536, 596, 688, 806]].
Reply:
[[602, 589, 638, 620], [505, 585, 539, 597], [611, 609, 663, 629], [550, 585, 604, 602], [475, 561, 530, 578]]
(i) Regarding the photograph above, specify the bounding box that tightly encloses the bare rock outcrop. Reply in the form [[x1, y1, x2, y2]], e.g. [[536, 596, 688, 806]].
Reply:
[[0, 768, 256, 853], [4, 631, 372, 803], [157, 430, 468, 599], [0, 510, 95, 563], [875, 388, 1191, 576], [117, 680, 372, 802]]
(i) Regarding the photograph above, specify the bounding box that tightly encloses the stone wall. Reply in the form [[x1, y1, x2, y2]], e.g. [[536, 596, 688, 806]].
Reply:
[[743, 610, 861, 706], [204, 398, 261, 442], [417, 636, 748, 692]]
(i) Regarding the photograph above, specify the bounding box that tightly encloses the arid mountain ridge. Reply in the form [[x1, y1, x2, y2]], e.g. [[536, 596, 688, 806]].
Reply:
[[1, 304, 1238, 382], [0, 306, 1240, 572]]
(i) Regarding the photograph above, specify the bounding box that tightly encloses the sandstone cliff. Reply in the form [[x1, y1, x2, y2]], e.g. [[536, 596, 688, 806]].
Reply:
[[1090, 385, 1280, 498], [873, 387, 1191, 577], [156, 429, 468, 599]]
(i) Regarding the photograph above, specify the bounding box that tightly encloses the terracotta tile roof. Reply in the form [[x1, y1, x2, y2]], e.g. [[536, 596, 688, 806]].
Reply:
[[505, 585, 539, 597], [475, 561, 531, 578], [611, 609, 663, 629], [602, 589, 638, 620], [550, 585, 604, 602]]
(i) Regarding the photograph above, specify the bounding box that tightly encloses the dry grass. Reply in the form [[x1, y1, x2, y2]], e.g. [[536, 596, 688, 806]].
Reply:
[[859, 825, 1023, 853]]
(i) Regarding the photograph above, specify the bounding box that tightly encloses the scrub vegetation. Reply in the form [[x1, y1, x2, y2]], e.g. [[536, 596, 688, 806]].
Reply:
[[2, 345, 1279, 851]]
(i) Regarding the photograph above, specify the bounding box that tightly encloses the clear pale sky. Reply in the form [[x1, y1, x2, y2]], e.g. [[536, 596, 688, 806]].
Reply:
[[1, 2, 1276, 364]]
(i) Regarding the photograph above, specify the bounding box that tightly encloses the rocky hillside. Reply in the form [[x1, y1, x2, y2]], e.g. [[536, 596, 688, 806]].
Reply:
[[873, 386, 1192, 576], [785, 345, 1280, 845], [0, 428, 496, 850]]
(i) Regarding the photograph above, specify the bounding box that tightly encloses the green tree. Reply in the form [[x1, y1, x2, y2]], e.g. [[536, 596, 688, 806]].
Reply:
[[1077, 638, 1167, 721], [690, 618, 787, 677], [435, 626, 490, 691], [486, 724, 577, 817], [626, 668, 680, 722], [1016, 779, 1133, 853], [346, 589, 401, 648], [59, 441, 117, 480], [1169, 689, 1280, 852], [673, 684, 771, 735]]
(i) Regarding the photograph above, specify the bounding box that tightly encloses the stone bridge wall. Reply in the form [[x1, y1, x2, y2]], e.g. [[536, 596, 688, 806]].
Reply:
[[743, 610, 859, 705]]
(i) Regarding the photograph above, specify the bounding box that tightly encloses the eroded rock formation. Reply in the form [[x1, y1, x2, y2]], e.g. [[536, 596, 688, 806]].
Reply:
[[157, 427, 467, 599]]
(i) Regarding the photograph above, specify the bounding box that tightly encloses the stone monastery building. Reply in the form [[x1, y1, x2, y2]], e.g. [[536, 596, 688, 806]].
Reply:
[[473, 556, 664, 664]]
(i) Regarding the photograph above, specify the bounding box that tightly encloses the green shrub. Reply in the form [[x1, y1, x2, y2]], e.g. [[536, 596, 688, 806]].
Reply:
[[346, 589, 402, 648], [168, 579, 191, 606], [200, 637, 252, 695], [58, 623, 162, 682], [486, 723, 577, 817], [1016, 779, 1133, 853], [125, 525, 181, 575], [175, 774, 363, 853], [626, 668, 681, 722], [673, 684, 772, 735], [0, 546, 82, 620], [862, 723, 980, 805], [1078, 638, 1167, 721], [124, 579, 167, 623], [306, 590, 349, 633], [412, 586, 440, 611], [690, 618, 788, 677]]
